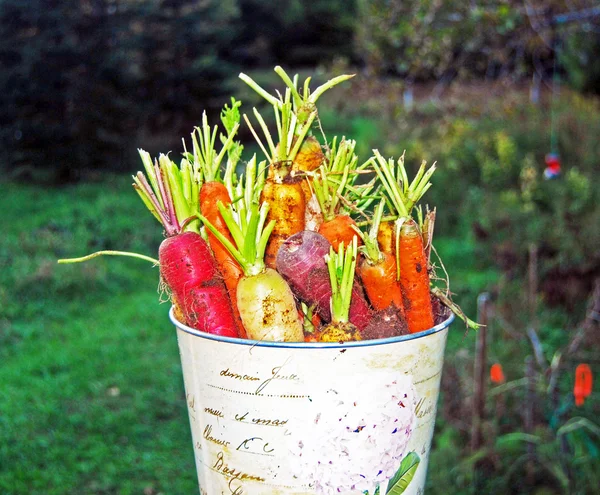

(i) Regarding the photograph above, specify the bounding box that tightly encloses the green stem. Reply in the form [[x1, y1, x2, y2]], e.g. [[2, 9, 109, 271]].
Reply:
[[326, 237, 358, 324], [238, 72, 281, 107], [288, 110, 316, 162], [360, 199, 386, 264], [58, 250, 159, 265], [372, 150, 435, 218], [274, 66, 302, 107], [310, 73, 355, 103], [372, 150, 409, 218], [191, 110, 240, 183], [198, 157, 274, 277], [312, 138, 358, 221]]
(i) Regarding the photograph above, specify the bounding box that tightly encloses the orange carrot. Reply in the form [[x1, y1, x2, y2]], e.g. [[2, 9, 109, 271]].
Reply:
[[200, 181, 246, 338], [398, 218, 435, 333], [318, 214, 361, 251], [377, 220, 395, 254], [356, 200, 405, 316], [294, 135, 325, 175], [294, 135, 325, 207], [239, 68, 353, 239], [190, 103, 247, 336], [261, 174, 306, 269], [311, 138, 373, 250], [240, 89, 312, 269], [358, 251, 404, 313]]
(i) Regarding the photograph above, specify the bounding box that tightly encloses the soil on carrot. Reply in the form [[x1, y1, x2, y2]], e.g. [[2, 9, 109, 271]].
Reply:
[[361, 305, 408, 340], [361, 296, 450, 341], [432, 296, 452, 325]]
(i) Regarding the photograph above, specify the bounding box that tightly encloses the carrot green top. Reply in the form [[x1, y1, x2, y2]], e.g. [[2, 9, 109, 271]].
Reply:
[[372, 150, 436, 219], [355, 198, 387, 265], [134, 151, 201, 236], [239, 66, 354, 127], [186, 101, 241, 184], [200, 155, 274, 277], [312, 137, 377, 223], [326, 237, 358, 324], [242, 92, 315, 180]]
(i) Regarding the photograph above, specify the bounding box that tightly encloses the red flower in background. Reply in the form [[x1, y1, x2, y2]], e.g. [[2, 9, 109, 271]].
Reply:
[[490, 363, 505, 384], [574, 363, 593, 407]]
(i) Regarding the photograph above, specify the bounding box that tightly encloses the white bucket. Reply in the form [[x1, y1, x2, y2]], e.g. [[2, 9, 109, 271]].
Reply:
[[172, 308, 454, 495]]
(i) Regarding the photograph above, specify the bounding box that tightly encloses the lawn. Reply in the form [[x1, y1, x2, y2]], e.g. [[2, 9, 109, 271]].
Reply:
[[0, 180, 198, 494]]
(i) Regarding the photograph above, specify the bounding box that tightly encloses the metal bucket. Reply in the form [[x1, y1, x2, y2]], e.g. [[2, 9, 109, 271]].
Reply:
[[172, 308, 454, 495]]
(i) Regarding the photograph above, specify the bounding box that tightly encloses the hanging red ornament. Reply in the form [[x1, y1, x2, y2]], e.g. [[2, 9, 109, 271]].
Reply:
[[573, 363, 593, 407], [544, 153, 562, 180], [490, 363, 506, 384]]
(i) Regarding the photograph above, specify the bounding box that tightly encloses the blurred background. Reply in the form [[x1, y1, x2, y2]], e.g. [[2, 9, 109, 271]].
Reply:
[[1, 1, 599, 494]]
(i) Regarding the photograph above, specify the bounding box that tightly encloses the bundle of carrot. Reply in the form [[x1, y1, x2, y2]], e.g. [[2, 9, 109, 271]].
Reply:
[[59, 66, 479, 342]]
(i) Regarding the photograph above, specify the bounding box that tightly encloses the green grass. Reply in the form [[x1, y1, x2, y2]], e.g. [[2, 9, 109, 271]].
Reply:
[[0, 179, 197, 494]]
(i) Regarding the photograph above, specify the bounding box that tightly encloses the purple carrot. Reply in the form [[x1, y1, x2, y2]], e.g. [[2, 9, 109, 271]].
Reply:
[[277, 231, 372, 330]]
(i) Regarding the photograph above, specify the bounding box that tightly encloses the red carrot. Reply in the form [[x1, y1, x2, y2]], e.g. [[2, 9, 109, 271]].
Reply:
[[133, 152, 239, 337]]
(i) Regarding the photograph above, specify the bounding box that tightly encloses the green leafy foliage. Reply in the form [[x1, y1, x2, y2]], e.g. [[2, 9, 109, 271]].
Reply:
[[0, 0, 241, 180], [355, 0, 528, 81], [0, 0, 357, 180], [355, 1, 600, 94]]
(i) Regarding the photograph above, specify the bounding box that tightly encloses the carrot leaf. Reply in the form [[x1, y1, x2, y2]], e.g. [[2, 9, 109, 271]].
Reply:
[[312, 137, 358, 221], [372, 150, 436, 218], [190, 110, 240, 184], [133, 151, 201, 235], [325, 237, 358, 324], [200, 155, 274, 277], [357, 198, 386, 265]]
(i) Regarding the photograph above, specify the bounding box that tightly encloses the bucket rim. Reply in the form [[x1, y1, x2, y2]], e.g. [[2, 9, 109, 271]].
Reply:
[[170, 307, 455, 348]]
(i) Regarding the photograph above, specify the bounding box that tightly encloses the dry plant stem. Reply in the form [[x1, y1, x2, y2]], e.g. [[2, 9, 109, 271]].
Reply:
[[528, 243, 539, 334], [471, 293, 490, 493], [567, 277, 600, 355], [525, 355, 536, 486], [422, 208, 436, 264]]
